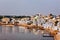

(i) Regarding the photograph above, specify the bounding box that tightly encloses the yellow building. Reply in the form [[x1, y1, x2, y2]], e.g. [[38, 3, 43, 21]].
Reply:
[[1, 17, 10, 24]]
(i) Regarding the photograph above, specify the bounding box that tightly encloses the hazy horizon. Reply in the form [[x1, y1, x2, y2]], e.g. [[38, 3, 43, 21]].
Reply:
[[0, 0, 60, 16]]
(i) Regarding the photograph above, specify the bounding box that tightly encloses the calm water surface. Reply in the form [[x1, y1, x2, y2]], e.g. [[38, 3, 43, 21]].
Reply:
[[0, 26, 54, 40]]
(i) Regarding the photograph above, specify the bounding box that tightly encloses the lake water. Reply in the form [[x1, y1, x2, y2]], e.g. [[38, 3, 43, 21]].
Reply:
[[0, 26, 54, 40]]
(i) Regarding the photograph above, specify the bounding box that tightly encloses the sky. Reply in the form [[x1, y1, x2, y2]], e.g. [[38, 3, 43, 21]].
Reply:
[[0, 0, 60, 16]]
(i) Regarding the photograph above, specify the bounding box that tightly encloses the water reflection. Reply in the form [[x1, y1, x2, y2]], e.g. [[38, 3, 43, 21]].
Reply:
[[12, 26, 19, 33], [0, 26, 54, 40], [0, 26, 41, 35], [0, 26, 2, 33], [19, 26, 26, 33], [2, 26, 6, 33]]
